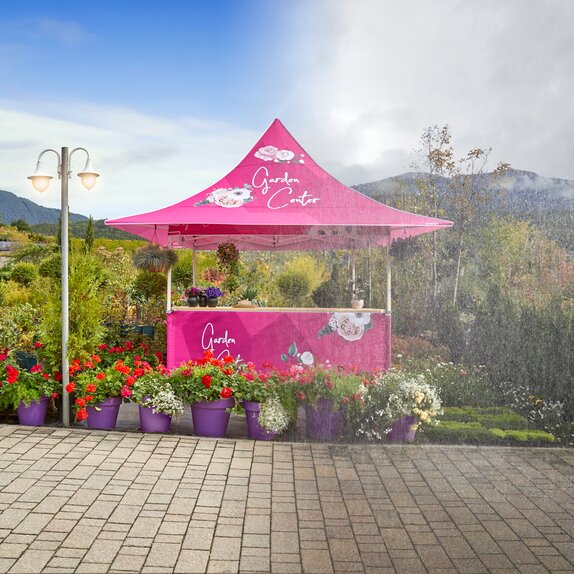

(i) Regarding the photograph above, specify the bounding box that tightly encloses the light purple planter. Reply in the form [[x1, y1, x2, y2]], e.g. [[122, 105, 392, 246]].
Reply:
[[139, 405, 172, 433], [305, 398, 344, 441], [387, 415, 418, 442], [17, 396, 48, 426], [87, 397, 122, 430], [242, 400, 277, 441], [191, 397, 234, 438]]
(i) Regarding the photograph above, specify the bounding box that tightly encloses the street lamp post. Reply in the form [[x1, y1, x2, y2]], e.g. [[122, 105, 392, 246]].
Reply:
[[28, 147, 99, 427]]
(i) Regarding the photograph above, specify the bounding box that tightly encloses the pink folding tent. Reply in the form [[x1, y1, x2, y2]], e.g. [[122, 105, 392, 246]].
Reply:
[[106, 120, 452, 371]]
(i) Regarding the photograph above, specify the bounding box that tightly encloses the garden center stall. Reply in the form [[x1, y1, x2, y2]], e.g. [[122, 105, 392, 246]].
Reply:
[[106, 119, 452, 371]]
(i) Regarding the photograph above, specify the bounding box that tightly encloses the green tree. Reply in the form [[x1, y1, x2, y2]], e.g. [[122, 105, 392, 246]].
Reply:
[[84, 216, 94, 253], [10, 219, 31, 232]]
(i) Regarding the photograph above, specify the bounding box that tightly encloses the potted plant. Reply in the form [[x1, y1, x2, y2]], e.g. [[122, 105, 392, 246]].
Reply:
[[234, 364, 290, 440], [0, 304, 41, 369], [292, 365, 363, 441], [185, 287, 203, 307], [69, 354, 153, 430], [131, 370, 184, 433], [0, 350, 59, 426], [170, 350, 238, 437], [132, 243, 178, 273], [348, 371, 442, 442], [204, 286, 224, 307]]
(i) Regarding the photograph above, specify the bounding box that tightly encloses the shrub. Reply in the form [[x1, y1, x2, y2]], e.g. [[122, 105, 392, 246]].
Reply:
[[38, 253, 61, 279], [10, 262, 38, 286], [275, 270, 312, 306]]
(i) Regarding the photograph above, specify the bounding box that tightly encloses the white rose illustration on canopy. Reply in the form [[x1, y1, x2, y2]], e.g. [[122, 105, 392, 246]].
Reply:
[[194, 184, 253, 208], [254, 146, 305, 164], [318, 312, 372, 342]]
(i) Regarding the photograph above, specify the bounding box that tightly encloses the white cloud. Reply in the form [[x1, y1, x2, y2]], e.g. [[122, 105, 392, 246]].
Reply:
[[0, 101, 258, 219], [285, 0, 574, 183]]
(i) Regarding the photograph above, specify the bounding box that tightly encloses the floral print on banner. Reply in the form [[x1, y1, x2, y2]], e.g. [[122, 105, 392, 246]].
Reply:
[[194, 184, 253, 208], [281, 341, 314, 366], [318, 312, 373, 342], [255, 146, 305, 164]]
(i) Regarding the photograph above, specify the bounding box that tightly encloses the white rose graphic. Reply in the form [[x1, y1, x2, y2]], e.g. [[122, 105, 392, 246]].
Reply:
[[332, 313, 372, 341], [255, 146, 278, 161], [275, 149, 295, 162], [211, 187, 252, 208], [300, 351, 314, 366]]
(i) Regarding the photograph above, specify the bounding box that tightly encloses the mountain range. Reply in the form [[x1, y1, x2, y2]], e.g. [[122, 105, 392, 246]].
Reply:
[[353, 168, 574, 214], [2, 168, 574, 227], [0, 190, 87, 225]]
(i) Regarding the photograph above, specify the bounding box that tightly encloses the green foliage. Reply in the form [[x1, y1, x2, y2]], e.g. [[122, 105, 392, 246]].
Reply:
[[132, 271, 166, 301], [0, 303, 40, 350], [10, 262, 38, 286], [39, 254, 105, 371], [275, 269, 312, 306], [38, 253, 62, 279], [10, 219, 31, 232], [85, 216, 94, 253], [13, 243, 54, 264]]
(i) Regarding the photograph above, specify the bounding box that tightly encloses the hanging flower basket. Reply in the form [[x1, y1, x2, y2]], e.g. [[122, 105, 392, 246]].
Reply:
[[132, 244, 178, 273]]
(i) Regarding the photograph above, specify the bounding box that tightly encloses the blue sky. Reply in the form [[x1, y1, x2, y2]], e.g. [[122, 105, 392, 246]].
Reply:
[[1, 0, 573, 219]]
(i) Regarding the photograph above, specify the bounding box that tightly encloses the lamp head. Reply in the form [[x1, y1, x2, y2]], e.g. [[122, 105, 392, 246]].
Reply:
[[27, 161, 53, 192], [77, 157, 99, 190]]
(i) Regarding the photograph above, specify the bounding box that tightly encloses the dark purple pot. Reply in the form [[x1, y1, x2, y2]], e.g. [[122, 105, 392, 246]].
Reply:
[[87, 397, 122, 430], [139, 405, 172, 433], [17, 396, 48, 426], [242, 400, 277, 441], [305, 398, 344, 441], [387, 415, 418, 442], [191, 397, 234, 437]]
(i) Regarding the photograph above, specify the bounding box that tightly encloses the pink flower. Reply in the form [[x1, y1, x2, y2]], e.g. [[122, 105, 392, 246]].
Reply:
[[121, 385, 132, 398]]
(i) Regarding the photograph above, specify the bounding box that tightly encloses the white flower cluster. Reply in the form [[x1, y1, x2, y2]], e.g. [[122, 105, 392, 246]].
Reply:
[[384, 374, 442, 426], [143, 390, 184, 417], [258, 396, 290, 433]]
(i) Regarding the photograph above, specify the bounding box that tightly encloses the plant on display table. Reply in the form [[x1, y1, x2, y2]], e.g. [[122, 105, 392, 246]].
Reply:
[[184, 287, 203, 307], [170, 350, 238, 437], [69, 354, 154, 430], [131, 370, 184, 433], [204, 286, 224, 307], [0, 350, 59, 426]]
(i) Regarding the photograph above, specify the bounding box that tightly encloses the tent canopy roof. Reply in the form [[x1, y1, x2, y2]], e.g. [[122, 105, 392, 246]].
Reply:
[[105, 119, 452, 250]]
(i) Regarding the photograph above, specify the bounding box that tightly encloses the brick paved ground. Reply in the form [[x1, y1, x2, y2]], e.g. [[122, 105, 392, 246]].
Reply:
[[0, 424, 573, 574]]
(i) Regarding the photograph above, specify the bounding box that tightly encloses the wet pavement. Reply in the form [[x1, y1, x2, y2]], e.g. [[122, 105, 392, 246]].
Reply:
[[0, 416, 573, 573]]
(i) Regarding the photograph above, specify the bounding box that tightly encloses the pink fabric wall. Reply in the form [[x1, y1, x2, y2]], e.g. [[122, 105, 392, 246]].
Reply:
[[167, 309, 391, 373]]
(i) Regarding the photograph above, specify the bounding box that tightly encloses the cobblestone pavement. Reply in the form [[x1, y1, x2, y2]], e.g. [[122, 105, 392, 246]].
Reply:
[[0, 424, 573, 574]]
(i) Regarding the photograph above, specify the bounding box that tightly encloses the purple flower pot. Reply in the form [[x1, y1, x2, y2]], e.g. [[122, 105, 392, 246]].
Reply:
[[305, 398, 344, 441], [242, 400, 277, 441], [87, 397, 122, 430], [139, 405, 172, 433], [387, 415, 418, 442], [191, 397, 234, 438], [17, 396, 48, 426]]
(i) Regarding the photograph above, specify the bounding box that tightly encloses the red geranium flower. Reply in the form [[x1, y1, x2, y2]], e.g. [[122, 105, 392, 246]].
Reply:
[[75, 398, 86, 407], [223, 355, 234, 363], [86, 383, 97, 393], [295, 391, 306, 401], [51, 392, 59, 400], [220, 387, 233, 399], [76, 408, 88, 421], [121, 385, 132, 398], [65, 382, 75, 393], [201, 374, 212, 388], [30, 364, 42, 373], [33, 341, 43, 348], [96, 373, 106, 380]]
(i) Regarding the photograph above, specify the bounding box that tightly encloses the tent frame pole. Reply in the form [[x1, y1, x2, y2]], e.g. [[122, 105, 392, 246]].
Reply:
[[166, 238, 172, 312], [192, 248, 197, 286], [386, 243, 392, 313]]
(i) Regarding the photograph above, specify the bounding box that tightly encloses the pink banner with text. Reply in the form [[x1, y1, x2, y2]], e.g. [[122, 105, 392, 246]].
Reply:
[[167, 309, 391, 373]]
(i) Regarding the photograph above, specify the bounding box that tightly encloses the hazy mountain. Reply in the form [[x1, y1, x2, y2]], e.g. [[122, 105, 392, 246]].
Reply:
[[0, 190, 88, 225], [353, 169, 574, 213]]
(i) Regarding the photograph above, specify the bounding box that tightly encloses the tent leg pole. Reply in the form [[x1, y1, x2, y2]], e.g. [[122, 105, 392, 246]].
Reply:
[[351, 249, 356, 296], [386, 244, 391, 313], [192, 249, 197, 287], [166, 266, 172, 312]]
